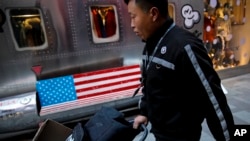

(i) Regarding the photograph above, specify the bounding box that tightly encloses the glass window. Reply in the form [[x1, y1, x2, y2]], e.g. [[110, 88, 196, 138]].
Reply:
[[89, 5, 119, 44], [231, 0, 246, 25], [6, 8, 48, 51], [0, 9, 6, 32], [204, 0, 241, 70], [168, 3, 175, 22]]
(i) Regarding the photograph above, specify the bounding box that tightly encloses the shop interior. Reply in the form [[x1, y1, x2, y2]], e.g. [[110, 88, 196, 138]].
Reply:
[[203, 0, 246, 70]]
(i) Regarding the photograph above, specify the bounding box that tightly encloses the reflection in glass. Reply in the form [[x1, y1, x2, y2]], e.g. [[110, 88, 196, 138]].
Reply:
[[168, 3, 175, 22], [89, 5, 119, 43], [9, 9, 46, 50], [231, 0, 246, 25], [203, 0, 241, 70], [0, 9, 6, 32]]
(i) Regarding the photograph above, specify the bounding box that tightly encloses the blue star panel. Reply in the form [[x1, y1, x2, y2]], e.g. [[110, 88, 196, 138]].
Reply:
[[36, 75, 77, 107]]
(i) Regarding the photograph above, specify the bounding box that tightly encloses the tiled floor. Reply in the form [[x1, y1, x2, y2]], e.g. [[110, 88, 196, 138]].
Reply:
[[134, 73, 250, 141]]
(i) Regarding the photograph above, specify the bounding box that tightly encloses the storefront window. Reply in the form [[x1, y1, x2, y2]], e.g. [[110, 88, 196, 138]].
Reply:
[[203, 0, 244, 70], [231, 0, 246, 25], [0, 9, 6, 32], [168, 3, 175, 22], [6, 8, 48, 51], [89, 5, 119, 44]]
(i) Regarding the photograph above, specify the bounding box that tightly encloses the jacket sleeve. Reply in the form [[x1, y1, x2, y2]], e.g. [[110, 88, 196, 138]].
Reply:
[[182, 43, 235, 140], [138, 85, 148, 117], [206, 100, 235, 140], [138, 48, 148, 117]]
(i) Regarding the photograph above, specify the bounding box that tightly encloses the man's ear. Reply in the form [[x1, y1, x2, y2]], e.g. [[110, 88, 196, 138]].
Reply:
[[149, 7, 159, 22]]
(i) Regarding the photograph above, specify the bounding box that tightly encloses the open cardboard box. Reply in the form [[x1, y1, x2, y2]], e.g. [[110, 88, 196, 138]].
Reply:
[[33, 119, 72, 141]]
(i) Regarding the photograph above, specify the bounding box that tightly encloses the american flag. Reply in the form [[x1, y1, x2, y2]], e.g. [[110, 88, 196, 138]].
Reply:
[[36, 65, 141, 116]]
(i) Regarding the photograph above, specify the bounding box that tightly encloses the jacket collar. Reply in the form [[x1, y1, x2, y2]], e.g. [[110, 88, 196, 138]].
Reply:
[[145, 19, 174, 55]]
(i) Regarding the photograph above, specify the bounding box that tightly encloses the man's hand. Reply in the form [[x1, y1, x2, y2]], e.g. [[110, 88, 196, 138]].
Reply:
[[133, 115, 148, 129]]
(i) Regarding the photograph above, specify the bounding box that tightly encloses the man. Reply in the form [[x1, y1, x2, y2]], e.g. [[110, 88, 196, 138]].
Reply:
[[124, 0, 235, 140]]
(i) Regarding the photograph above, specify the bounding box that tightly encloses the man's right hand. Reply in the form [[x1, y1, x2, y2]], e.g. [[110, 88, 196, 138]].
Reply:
[[133, 115, 148, 129]]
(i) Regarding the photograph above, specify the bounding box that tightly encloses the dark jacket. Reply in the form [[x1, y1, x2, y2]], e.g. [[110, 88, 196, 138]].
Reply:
[[139, 19, 235, 141]]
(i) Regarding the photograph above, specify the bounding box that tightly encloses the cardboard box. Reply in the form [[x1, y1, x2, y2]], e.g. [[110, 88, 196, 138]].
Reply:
[[33, 119, 72, 141]]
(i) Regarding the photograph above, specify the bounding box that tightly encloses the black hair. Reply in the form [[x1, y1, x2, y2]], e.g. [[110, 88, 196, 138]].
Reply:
[[124, 0, 169, 18]]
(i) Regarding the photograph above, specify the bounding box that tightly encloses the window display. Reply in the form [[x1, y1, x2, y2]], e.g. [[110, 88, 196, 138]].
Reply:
[[6, 8, 48, 51], [203, 0, 244, 70], [89, 5, 119, 44]]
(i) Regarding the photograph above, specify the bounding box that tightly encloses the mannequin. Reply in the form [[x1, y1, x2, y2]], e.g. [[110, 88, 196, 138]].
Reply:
[[203, 7, 216, 52]]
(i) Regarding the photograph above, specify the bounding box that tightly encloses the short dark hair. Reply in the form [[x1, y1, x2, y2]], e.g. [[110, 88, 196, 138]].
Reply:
[[124, 0, 169, 18]]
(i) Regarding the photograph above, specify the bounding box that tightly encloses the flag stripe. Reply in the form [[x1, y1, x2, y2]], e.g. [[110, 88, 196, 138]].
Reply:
[[74, 72, 140, 89], [40, 88, 141, 115], [77, 83, 139, 99], [76, 77, 140, 94], [74, 65, 140, 78]]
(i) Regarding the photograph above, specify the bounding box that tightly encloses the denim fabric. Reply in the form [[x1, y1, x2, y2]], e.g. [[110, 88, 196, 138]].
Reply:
[[84, 106, 140, 141], [66, 123, 84, 141]]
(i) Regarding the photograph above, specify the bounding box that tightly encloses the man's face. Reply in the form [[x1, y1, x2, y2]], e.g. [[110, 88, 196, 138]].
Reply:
[[127, 0, 154, 41]]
